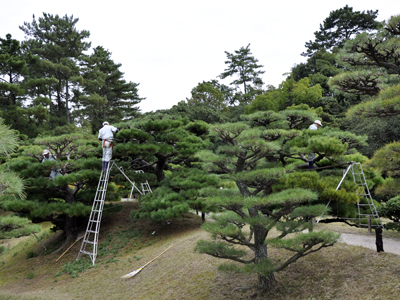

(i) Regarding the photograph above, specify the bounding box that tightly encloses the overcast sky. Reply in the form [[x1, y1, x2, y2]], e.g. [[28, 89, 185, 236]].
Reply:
[[1, 1, 399, 112]]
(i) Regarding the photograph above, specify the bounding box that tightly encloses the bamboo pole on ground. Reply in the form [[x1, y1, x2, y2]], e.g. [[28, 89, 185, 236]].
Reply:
[[56, 235, 83, 262], [121, 245, 172, 279]]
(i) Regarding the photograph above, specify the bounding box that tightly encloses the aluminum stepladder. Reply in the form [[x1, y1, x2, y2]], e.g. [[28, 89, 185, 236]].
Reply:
[[135, 170, 153, 194], [351, 162, 383, 228], [76, 161, 144, 265], [316, 162, 383, 228]]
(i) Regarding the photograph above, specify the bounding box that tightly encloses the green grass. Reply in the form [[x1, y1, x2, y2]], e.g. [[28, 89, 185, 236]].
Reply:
[[0, 203, 399, 299]]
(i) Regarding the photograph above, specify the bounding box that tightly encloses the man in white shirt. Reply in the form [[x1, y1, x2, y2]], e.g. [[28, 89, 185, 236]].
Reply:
[[98, 122, 119, 170], [308, 120, 322, 169]]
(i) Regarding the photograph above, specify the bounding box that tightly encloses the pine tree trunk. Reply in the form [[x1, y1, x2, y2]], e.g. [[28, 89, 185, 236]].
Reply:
[[250, 207, 277, 289], [63, 184, 78, 242], [155, 153, 167, 182], [257, 272, 276, 289], [254, 234, 276, 289]]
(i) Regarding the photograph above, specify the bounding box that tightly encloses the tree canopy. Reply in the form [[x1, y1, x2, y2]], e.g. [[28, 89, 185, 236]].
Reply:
[[302, 5, 380, 57]]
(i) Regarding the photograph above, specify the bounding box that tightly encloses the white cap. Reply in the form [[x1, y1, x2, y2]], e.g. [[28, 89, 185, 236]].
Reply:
[[42, 149, 50, 155], [315, 120, 322, 126], [103, 121, 109, 126]]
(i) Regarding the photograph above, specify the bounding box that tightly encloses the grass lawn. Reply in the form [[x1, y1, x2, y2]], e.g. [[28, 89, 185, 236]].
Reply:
[[1, 202, 400, 299]]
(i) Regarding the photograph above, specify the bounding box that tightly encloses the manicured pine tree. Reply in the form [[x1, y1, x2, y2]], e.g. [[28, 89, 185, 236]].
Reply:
[[331, 15, 400, 155], [365, 141, 400, 230], [115, 114, 211, 183], [193, 109, 368, 289], [0, 121, 41, 239], [0, 126, 115, 247], [330, 15, 400, 96]]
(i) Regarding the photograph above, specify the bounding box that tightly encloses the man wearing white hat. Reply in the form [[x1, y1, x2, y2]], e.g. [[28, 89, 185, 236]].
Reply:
[[98, 121, 119, 170], [42, 149, 62, 179], [308, 120, 322, 169]]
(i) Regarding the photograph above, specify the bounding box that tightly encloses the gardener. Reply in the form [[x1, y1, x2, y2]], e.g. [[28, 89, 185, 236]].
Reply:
[[98, 121, 119, 170], [308, 120, 322, 169], [42, 149, 62, 179]]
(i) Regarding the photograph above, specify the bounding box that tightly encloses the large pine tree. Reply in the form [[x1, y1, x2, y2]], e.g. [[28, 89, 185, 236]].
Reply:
[[20, 13, 91, 125], [192, 110, 367, 289]]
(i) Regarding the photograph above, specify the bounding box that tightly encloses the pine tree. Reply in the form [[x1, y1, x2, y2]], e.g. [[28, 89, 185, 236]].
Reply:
[[20, 13, 91, 125], [219, 44, 265, 105], [0, 121, 41, 239], [330, 15, 400, 97], [302, 5, 379, 57], [365, 141, 400, 230], [76, 46, 143, 132], [192, 110, 368, 289], [0, 34, 55, 137], [0, 126, 112, 247], [115, 114, 210, 182]]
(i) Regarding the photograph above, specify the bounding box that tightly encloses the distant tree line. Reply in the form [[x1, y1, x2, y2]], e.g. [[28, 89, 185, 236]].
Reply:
[[0, 13, 143, 138]]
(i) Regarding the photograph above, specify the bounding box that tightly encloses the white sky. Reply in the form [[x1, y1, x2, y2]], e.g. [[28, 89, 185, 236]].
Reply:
[[1, 0, 399, 113]]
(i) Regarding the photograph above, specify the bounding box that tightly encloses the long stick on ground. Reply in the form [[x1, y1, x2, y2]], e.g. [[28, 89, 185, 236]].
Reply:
[[121, 245, 172, 279], [56, 235, 83, 262]]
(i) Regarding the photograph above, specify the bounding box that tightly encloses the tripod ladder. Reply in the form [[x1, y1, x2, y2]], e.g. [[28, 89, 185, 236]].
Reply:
[[351, 162, 383, 228], [135, 170, 153, 195], [77, 161, 149, 264], [316, 162, 383, 228]]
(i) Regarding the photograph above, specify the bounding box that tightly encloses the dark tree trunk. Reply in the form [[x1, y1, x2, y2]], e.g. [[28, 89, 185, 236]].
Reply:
[[257, 272, 276, 289], [155, 153, 167, 182], [236, 180, 252, 196], [250, 207, 277, 289], [63, 184, 78, 243]]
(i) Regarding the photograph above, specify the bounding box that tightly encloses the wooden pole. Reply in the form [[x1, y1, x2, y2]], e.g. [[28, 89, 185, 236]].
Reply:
[[367, 215, 372, 233], [375, 227, 384, 253], [56, 236, 83, 262], [121, 245, 172, 279]]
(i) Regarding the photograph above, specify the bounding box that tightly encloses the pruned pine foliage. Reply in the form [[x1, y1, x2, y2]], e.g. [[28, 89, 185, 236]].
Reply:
[[191, 110, 368, 289], [0, 122, 41, 239]]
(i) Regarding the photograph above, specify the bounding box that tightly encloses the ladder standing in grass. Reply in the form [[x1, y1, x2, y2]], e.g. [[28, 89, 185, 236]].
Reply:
[[77, 161, 151, 265], [98, 121, 119, 171]]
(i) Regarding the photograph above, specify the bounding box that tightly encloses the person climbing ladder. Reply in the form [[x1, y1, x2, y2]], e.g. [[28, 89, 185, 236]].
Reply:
[[98, 121, 119, 170]]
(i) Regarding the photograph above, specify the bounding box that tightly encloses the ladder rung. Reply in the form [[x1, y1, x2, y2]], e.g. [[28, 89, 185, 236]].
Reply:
[[88, 220, 100, 223], [79, 250, 94, 256], [83, 240, 95, 245], [86, 230, 98, 234]]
